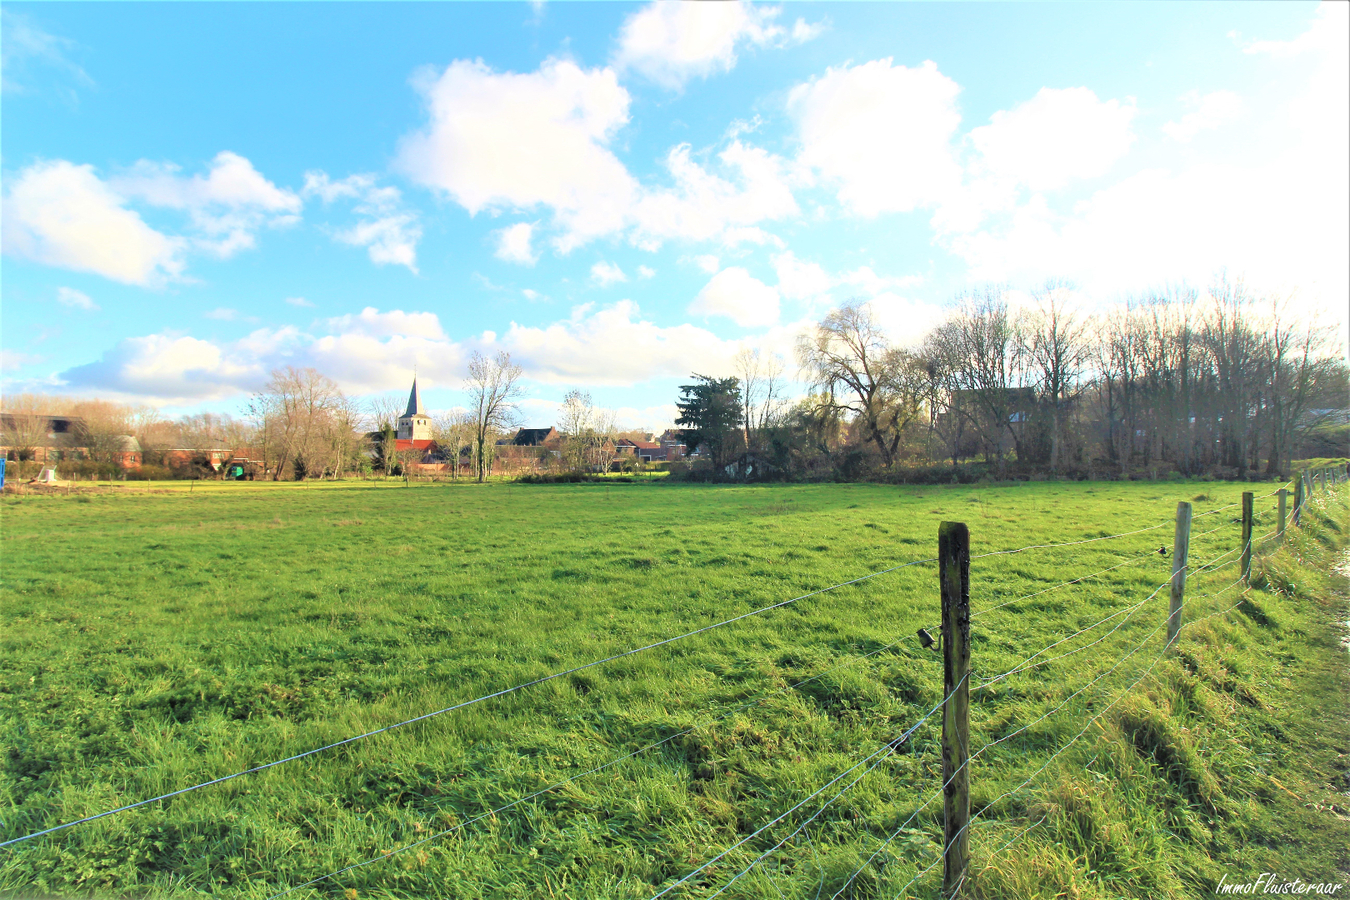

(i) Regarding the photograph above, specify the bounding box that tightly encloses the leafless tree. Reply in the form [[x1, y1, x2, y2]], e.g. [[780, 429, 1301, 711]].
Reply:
[[559, 389, 618, 472], [1022, 282, 1088, 475], [249, 367, 347, 480], [465, 351, 524, 482], [1, 394, 59, 461], [927, 289, 1023, 476], [733, 347, 785, 452], [433, 409, 474, 480], [797, 302, 927, 469]]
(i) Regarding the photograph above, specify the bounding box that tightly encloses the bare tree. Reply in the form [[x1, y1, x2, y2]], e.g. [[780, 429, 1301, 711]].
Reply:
[[465, 351, 524, 483], [797, 302, 928, 469], [1022, 282, 1088, 475], [250, 367, 346, 480], [432, 409, 474, 480], [1, 394, 59, 461], [927, 290, 1023, 476], [733, 347, 785, 452], [559, 389, 619, 473], [69, 400, 133, 466]]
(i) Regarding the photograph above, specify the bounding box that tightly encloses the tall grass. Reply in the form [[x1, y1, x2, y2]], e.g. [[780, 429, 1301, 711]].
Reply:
[[1, 480, 1345, 898]]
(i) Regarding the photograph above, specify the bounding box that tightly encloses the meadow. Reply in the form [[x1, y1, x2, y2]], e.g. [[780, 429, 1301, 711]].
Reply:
[[1, 478, 1347, 899]]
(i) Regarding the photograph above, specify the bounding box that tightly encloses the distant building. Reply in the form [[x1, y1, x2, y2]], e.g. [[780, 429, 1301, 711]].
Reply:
[[504, 427, 562, 448], [397, 378, 432, 441]]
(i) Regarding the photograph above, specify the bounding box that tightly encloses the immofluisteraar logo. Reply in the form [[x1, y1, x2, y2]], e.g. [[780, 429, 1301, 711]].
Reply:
[[1215, 873, 1345, 895]]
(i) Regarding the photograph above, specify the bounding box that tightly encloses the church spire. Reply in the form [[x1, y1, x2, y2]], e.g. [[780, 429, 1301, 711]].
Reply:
[[404, 376, 427, 417]]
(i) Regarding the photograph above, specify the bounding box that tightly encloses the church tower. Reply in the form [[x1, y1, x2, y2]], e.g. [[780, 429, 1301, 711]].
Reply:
[[397, 377, 431, 440]]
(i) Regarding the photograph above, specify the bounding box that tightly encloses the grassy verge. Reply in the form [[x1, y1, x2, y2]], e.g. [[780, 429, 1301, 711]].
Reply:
[[1, 480, 1346, 898]]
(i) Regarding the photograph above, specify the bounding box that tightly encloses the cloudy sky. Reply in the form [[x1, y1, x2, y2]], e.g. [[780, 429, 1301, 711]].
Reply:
[[2, 1, 1346, 428]]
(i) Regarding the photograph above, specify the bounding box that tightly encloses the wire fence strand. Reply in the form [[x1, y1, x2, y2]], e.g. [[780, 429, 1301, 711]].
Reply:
[[1, 557, 937, 850]]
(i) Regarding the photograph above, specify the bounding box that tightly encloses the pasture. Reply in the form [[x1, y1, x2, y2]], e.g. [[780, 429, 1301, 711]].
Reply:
[[2, 479, 1347, 898]]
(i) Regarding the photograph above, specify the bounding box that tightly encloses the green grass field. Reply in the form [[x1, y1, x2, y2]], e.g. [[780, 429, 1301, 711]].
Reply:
[[2, 479, 1347, 899]]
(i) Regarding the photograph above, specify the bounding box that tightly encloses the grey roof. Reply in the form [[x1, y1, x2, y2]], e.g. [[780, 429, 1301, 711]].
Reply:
[[403, 377, 427, 418]]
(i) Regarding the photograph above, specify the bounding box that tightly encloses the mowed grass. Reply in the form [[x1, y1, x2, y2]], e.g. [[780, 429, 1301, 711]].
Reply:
[[1, 479, 1347, 899]]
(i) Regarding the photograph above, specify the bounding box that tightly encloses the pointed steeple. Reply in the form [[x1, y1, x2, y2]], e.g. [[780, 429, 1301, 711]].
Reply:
[[404, 376, 427, 417]]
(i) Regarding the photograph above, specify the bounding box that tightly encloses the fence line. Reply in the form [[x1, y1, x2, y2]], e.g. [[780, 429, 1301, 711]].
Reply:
[[1, 557, 938, 850], [826, 560, 1249, 900], [5, 475, 1339, 899], [264, 634, 923, 899], [907, 574, 1252, 895], [648, 685, 961, 900], [891, 578, 1253, 899]]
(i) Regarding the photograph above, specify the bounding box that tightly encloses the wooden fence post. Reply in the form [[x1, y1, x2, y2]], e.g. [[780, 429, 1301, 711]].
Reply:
[[1241, 492, 1254, 584], [1293, 474, 1304, 526], [1278, 489, 1288, 538], [1167, 502, 1192, 645], [939, 521, 971, 898]]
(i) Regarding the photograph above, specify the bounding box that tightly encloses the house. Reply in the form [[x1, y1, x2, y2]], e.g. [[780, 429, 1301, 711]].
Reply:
[[615, 438, 665, 462], [504, 427, 562, 449], [166, 446, 234, 471], [1, 412, 141, 469]]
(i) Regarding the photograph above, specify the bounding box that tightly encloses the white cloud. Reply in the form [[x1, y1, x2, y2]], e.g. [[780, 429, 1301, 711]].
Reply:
[[689, 266, 780, 327], [941, 5, 1348, 337], [769, 252, 922, 306], [613, 1, 785, 89], [324, 307, 447, 340], [55, 299, 758, 404], [631, 140, 800, 247], [694, 254, 720, 274], [637, 265, 656, 279], [494, 222, 539, 265], [721, 226, 784, 248], [1, 349, 44, 371], [61, 332, 268, 402], [1, 159, 187, 285], [1162, 90, 1243, 142], [56, 286, 98, 310], [1, 10, 92, 98], [772, 251, 832, 300], [497, 300, 740, 384], [966, 87, 1136, 191], [204, 307, 239, 321], [866, 293, 947, 349], [590, 261, 627, 286], [112, 151, 301, 257], [304, 170, 420, 272], [397, 56, 803, 252], [335, 214, 421, 272], [2, 152, 301, 284], [791, 18, 826, 44], [397, 57, 637, 251], [284, 296, 315, 308], [839, 266, 924, 294], [788, 58, 964, 216]]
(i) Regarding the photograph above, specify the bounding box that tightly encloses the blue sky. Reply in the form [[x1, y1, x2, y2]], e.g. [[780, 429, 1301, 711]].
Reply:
[[3, 1, 1346, 429]]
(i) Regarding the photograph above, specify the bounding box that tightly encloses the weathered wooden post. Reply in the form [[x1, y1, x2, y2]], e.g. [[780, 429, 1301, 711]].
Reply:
[[1278, 489, 1288, 539], [1293, 474, 1304, 526], [1168, 502, 1192, 645], [1241, 492, 1254, 584], [938, 521, 971, 897]]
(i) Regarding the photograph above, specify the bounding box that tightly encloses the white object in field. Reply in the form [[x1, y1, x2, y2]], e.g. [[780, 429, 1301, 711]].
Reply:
[[37, 468, 58, 483]]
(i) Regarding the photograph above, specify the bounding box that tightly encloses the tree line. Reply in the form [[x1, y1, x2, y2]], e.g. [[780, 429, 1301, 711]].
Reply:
[[5, 277, 1345, 483], [677, 277, 1347, 481]]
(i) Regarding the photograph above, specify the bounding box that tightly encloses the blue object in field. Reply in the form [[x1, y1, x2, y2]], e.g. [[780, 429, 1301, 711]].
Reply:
[[0, 458, 6, 491]]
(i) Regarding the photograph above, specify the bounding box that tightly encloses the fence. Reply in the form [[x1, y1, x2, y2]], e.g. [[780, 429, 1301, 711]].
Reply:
[[3, 466, 1348, 897]]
